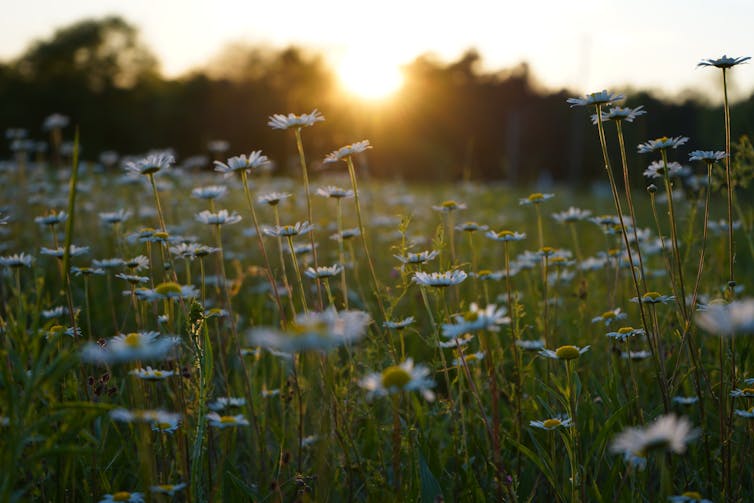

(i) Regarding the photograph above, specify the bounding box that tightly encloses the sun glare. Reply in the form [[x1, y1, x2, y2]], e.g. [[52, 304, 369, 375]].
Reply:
[[336, 50, 404, 101]]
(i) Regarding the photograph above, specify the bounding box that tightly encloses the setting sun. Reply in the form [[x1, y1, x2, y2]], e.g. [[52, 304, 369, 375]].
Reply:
[[336, 49, 404, 101]]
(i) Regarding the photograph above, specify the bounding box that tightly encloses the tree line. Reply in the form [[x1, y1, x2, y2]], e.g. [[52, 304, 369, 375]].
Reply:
[[2, 16, 753, 183]]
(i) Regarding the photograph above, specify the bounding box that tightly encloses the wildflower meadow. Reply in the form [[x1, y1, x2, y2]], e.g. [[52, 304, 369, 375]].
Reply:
[[3, 55, 754, 503]]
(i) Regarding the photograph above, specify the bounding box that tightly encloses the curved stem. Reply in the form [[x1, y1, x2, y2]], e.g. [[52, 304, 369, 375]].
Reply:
[[240, 171, 285, 326]]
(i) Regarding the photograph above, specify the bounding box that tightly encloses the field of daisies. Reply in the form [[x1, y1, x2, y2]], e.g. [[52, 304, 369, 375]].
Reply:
[[2, 56, 754, 503]]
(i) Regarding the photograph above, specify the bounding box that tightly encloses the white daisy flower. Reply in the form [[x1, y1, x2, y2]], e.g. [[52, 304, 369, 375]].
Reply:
[[129, 367, 175, 380], [695, 299, 754, 335], [267, 109, 324, 130], [530, 415, 573, 430], [359, 358, 436, 402], [394, 250, 439, 264], [214, 151, 271, 176], [316, 185, 354, 199], [688, 150, 726, 163], [248, 309, 371, 353], [432, 200, 467, 212], [591, 308, 628, 326], [263, 221, 315, 238], [668, 491, 713, 503], [40, 245, 89, 258], [304, 264, 343, 279], [207, 412, 250, 428], [383, 316, 415, 330], [258, 192, 292, 206], [672, 396, 699, 406], [99, 209, 131, 225], [195, 210, 242, 226], [552, 207, 592, 223], [485, 229, 526, 242], [81, 331, 180, 364], [208, 397, 246, 411], [99, 491, 144, 503], [519, 192, 555, 206], [35, 211, 67, 226], [413, 270, 467, 287], [631, 291, 675, 305], [124, 152, 174, 176], [539, 345, 591, 361], [0, 253, 34, 268], [697, 55, 751, 69], [452, 351, 485, 367], [516, 339, 546, 351], [637, 136, 689, 154], [324, 140, 372, 163], [442, 303, 510, 338], [192, 185, 227, 200], [591, 105, 646, 124], [610, 414, 698, 466], [606, 327, 646, 342], [150, 483, 187, 496], [567, 90, 624, 107]]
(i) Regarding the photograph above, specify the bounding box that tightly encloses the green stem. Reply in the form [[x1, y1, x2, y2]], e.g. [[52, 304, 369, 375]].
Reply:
[[240, 171, 285, 325], [294, 127, 325, 309], [722, 68, 735, 292]]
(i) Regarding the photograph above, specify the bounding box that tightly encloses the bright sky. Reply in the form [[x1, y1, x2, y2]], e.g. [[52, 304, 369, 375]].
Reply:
[[2, 0, 753, 101]]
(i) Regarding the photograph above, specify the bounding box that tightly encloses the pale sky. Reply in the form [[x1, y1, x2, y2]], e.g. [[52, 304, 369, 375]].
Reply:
[[2, 0, 753, 101]]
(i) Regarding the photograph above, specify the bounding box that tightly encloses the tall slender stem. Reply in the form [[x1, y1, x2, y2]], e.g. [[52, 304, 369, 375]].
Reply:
[[240, 171, 285, 325], [722, 68, 735, 293], [294, 128, 325, 309], [594, 105, 669, 412], [345, 156, 388, 323]]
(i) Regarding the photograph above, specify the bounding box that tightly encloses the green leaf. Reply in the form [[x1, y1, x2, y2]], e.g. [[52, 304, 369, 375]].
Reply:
[[226, 470, 258, 498], [418, 451, 443, 503]]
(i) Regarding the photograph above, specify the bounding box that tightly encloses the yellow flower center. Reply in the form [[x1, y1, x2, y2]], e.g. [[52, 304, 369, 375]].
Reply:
[[618, 327, 634, 334], [741, 388, 754, 395], [681, 492, 703, 500], [124, 333, 141, 348], [158, 485, 175, 491], [441, 200, 458, 209], [381, 366, 412, 389], [155, 282, 182, 296], [528, 192, 544, 202], [608, 248, 621, 256], [153, 371, 163, 377], [156, 422, 172, 430], [49, 324, 65, 335], [541, 246, 555, 255], [543, 418, 562, 429], [219, 416, 237, 424], [112, 492, 132, 501], [290, 320, 328, 336], [463, 311, 479, 322], [153, 231, 169, 240], [496, 230, 514, 238], [478, 269, 493, 276], [643, 291, 661, 300], [555, 345, 581, 360], [601, 311, 616, 319], [656, 136, 669, 143]]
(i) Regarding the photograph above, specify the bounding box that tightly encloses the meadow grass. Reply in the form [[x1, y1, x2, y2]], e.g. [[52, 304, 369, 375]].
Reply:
[[2, 81, 754, 502]]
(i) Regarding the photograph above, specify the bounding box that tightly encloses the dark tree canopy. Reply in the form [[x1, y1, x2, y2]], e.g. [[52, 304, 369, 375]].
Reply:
[[15, 16, 159, 92]]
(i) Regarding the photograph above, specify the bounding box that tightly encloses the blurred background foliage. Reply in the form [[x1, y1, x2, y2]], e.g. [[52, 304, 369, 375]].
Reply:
[[2, 15, 754, 184]]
